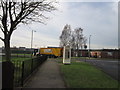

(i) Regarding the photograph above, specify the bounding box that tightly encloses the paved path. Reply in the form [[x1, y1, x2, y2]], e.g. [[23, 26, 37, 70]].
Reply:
[[78, 59, 119, 81], [24, 59, 66, 88]]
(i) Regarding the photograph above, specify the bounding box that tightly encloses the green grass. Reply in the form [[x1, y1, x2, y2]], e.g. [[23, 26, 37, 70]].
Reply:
[[1, 56, 35, 62], [60, 61, 119, 88], [1, 57, 32, 86], [12, 57, 32, 86], [55, 57, 63, 63], [71, 57, 119, 61], [11, 53, 32, 56], [11, 57, 31, 61], [1, 56, 41, 86]]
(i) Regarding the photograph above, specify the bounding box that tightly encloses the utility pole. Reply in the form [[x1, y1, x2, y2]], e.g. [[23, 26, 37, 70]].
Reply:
[[31, 30, 36, 58], [88, 35, 91, 59]]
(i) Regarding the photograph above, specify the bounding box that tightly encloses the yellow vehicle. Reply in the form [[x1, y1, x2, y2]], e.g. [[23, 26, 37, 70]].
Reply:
[[36, 47, 63, 58]]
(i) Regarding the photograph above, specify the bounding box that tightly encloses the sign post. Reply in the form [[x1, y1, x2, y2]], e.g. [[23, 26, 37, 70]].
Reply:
[[84, 45, 87, 62], [63, 46, 71, 64]]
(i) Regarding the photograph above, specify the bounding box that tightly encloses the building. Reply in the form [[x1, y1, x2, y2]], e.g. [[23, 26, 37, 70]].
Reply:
[[71, 49, 120, 59]]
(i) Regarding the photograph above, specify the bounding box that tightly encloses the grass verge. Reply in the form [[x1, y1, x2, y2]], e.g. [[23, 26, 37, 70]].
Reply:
[[60, 61, 119, 88], [71, 57, 119, 61]]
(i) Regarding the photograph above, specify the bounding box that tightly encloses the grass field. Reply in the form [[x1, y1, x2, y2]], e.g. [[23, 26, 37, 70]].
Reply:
[[59, 61, 119, 88], [1, 54, 37, 62], [71, 57, 119, 60], [1, 57, 31, 62], [11, 53, 32, 57], [12, 57, 31, 61]]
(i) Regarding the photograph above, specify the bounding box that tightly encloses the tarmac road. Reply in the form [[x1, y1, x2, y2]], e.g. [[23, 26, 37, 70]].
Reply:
[[78, 59, 119, 81]]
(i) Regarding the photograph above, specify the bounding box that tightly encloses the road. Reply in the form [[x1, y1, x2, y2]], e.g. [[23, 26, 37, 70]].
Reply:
[[78, 59, 119, 81]]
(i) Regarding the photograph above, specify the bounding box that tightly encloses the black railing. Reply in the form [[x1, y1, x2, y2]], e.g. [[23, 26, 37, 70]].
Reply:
[[12, 55, 47, 87]]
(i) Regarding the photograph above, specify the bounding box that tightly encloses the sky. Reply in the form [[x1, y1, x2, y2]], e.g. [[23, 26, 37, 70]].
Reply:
[[0, 0, 119, 49]]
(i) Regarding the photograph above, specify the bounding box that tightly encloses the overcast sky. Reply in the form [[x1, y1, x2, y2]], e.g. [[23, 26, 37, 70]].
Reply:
[[0, 0, 118, 49]]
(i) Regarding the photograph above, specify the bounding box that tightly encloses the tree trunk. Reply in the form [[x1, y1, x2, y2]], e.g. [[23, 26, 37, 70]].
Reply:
[[4, 38, 11, 61]]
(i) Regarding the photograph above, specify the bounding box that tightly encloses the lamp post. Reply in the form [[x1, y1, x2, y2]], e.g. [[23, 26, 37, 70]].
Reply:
[[31, 30, 36, 57], [88, 35, 91, 59]]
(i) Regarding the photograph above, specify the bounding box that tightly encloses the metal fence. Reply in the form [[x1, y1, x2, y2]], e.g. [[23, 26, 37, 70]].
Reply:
[[12, 55, 47, 87]]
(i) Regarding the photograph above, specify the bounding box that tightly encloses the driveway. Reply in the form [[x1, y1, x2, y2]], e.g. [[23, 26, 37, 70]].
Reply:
[[77, 59, 119, 81]]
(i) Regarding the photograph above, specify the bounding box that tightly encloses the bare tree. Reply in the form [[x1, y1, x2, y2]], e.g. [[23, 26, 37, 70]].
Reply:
[[70, 31, 76, 49], [72, 27, 87, 56], [83, 36, 87, 46], [59, 25, 87, 57], [74, 28, 83, 49], [59, 24, 72, 47], [0, 0, 57, 61]]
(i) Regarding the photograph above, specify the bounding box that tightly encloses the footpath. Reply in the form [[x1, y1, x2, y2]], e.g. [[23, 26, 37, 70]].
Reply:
[[23, 59, 66, 88]]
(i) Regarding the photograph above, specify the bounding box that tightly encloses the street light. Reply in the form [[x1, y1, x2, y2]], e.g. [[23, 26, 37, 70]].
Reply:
[[84, 44, 87, 62], [31, 30, 36, 57], [88, 35, 91, 59]]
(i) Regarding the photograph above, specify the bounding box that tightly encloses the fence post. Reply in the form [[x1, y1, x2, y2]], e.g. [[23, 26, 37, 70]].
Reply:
[[21, 61, 24, 86], [2, 61, 14, 89]]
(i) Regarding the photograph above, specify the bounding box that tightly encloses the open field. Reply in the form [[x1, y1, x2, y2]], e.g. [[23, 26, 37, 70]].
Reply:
[[1, 54, 37, 62], [58, 59, 119, 88], [1, 57, 31, 62], [12, 57, 31, 61]]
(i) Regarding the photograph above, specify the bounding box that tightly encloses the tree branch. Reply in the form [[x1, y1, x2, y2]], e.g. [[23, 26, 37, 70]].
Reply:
[[14, 2, 40, 26], [1, 1, 8, 34], [0, 24, 4, 33], [13, 3, 17, 19], [9, 2, 13, 23], [0, 37, 4, 42]]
